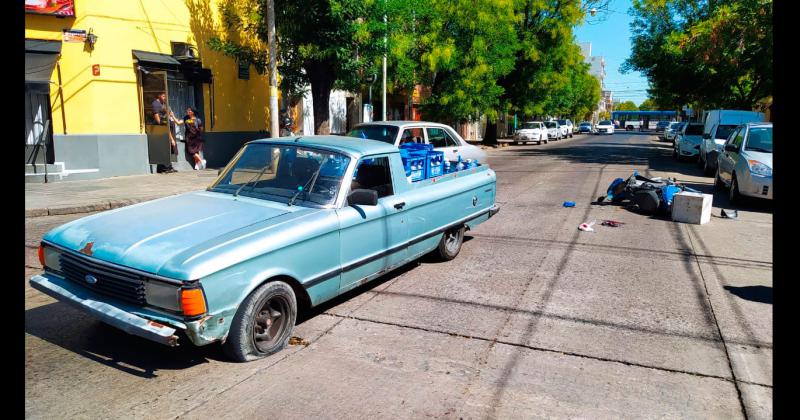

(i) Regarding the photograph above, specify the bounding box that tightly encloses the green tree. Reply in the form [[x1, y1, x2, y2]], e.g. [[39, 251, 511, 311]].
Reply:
[[637, 98, 657, 110], [616, 100, 638, 111], [623, 0, 772, 110], [207, 0, 387, 134]]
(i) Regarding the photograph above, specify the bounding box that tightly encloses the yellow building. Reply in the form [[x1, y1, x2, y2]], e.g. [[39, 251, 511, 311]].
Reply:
[[25, 0, 274, 181]]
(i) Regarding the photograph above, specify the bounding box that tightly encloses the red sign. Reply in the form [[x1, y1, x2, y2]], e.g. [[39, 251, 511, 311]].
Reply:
[[25, 0, 75, 17], [92, 64, 100, 76]]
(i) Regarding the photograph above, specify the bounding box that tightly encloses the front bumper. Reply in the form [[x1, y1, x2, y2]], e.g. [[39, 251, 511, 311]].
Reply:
[[738, 172, 773, 200], [30, 274, 182, 346], [488, 204, 500, 218], [678, 142, 700, 156]]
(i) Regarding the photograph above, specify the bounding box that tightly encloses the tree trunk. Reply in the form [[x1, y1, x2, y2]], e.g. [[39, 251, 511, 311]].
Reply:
[[483, 120, 498, 146], [307, 61, 335, 135]]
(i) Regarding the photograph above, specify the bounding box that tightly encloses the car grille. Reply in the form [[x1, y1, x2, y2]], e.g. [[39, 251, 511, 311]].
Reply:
[[762, 186, 769, 195], [59, 252, 147, 306]]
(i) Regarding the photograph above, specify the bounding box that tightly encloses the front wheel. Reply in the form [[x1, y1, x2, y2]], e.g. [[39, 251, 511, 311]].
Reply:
[[696, 153, 704, 168], [223, 281, 297, 362], [433, 226, 465, 261], [729, 175, 741, 204]]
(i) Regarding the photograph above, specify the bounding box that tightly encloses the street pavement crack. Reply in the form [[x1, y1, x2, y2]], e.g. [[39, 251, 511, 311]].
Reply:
[[324, 312, 772, 389]]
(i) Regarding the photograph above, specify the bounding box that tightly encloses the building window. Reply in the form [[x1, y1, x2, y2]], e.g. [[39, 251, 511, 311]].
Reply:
[[238, 60, 250, 80]]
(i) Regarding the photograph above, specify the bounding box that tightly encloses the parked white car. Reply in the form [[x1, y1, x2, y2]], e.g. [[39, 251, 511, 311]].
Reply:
[[699, 110, 764, 175], [347, 121, 487, 163], [557, 119, 574, 138], [662, 121, 684, 142], [595, 120, 614, 135], [543, 121, 562, 140], [715, 122, 772, 203], [673, 123, 705, 160], [513, 121, 548, 145]]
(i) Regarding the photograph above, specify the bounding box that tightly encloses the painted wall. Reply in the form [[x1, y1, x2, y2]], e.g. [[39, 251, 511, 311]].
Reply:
[[25, 0, 272, 136]]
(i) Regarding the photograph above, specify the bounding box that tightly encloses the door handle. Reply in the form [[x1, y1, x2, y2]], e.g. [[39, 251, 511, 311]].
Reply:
[[394, 202, 406, 210], [452, 149, 458, 153]]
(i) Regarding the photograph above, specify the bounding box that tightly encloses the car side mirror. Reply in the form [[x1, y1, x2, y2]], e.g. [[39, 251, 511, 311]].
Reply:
[[724, 144, 739, 153], [348, 189, 378, 206]]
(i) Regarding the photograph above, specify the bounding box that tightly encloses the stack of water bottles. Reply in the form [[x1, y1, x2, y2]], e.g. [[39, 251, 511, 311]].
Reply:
[[399, 143, 478, 182]]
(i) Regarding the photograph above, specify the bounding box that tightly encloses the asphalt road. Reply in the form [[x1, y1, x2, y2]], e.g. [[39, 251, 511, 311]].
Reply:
[[25, 132, 773, 419]]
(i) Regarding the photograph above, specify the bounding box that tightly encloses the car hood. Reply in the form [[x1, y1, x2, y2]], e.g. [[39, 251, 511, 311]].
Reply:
[[517, 129, 540, 133], [43, 191, 315, 278], [681, 135, 702, 143], [742, 150, 772, 167]]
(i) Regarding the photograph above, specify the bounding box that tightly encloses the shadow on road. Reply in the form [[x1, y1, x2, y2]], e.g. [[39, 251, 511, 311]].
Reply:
[[724, 285, 773, 304]]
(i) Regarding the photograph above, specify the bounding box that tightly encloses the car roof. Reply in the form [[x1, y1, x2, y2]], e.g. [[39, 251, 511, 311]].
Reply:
[[523, 121, 543, 123], [249, 135, 398, 158], [744, 122, 772, 128], [354, 120, 451, 129]]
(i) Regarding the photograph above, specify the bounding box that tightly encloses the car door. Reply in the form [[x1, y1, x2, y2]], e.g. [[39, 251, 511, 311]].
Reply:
[[426, 126, 461, 161], [718, 127, 743, 182], [336, 155, 408, 292]]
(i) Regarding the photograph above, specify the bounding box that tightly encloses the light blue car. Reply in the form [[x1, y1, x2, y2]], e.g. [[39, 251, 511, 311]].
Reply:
[[715, 122, 773, 203], [30, 136, 498, 362]]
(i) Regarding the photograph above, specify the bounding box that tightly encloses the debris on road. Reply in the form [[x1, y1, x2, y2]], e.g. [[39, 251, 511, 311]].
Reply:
[[563, 201, 576, 207], [598, 172, 702, 218], [671, 192, 713, 225], [601, 220, 625, 227], [289, 336, 310, 346], [578, 220, 596, 232], [721, 209, 739, 219]]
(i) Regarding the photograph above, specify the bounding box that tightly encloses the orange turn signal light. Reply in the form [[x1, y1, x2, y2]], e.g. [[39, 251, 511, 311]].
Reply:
[[38, 245, 45, 267], [181, 288, 207, 316]]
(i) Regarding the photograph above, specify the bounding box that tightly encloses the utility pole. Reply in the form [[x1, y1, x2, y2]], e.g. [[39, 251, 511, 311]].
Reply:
[[267, 0, 279, 137], [382, 11, 387, 121]]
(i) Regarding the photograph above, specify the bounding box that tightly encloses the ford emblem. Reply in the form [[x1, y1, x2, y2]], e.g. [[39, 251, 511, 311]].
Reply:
[[84, 274, 98, 284]]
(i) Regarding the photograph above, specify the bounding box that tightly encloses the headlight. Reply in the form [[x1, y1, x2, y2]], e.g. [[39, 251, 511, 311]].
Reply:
[[145, 281, 182, 312], [39, 244, 62, 273], [747, 160, 772, 177]]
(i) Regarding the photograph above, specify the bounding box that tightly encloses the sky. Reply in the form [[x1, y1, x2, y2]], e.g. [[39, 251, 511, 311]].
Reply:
[[574, 0, 650, 106]]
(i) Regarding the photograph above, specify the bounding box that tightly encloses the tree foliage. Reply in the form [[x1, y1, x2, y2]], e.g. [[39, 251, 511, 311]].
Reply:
[[623, 0, 772, 110], [615, 100, 638, 111], [637, 98, 657, 110]]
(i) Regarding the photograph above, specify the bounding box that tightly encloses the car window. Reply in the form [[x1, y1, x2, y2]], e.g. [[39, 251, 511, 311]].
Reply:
[[351, 156, 394, 198], [733, 128, 746, 148], [744, 127, 772, 153], [715, 124, 738, 140], [725, 128, 741, 145], [399, 127, 425, 145], [599, 120, 611, 125], [347, 125, 399, 144], [685, 124, 704, 135], [521, 122, 540, 129], [544, 122, 556, 128], [426, 127, 459, 148]]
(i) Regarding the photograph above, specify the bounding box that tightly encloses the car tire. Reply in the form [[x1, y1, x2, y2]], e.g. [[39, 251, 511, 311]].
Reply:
[[703, 156, 713, 176], [714, 168, 725, 190], [672, 147, 678, 159], [537, 140, 541, 145], [434, 225, 465, 261], [696, 153, 704, 168], [223, 281, 297, 362], [543, 138, 548, 144], [729, 174, 741, 204]]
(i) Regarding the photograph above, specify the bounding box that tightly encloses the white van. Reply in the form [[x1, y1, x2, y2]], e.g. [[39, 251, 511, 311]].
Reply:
[[699, 110, 764, 175]]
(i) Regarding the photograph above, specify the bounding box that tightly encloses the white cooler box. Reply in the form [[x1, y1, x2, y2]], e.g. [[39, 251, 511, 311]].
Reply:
[[671, 192, 713, 224]]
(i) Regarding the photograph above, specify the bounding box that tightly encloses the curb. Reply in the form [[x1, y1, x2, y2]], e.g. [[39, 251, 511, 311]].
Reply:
[[25, 195, 165, 218]]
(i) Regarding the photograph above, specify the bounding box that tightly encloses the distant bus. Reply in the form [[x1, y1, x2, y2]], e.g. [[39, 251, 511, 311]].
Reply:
[[611, 110, 679, 130]]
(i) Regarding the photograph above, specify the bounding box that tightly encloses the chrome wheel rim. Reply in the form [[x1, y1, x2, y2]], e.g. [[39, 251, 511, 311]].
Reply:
[[252, 295, 289, 352], [444, 229, 461, 254]]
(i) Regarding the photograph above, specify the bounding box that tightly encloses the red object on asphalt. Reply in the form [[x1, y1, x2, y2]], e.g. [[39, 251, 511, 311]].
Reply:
[[92, 64, 100, 76]]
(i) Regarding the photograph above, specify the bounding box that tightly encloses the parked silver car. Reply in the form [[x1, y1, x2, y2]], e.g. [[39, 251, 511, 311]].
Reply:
[[544, 121, 562, 140], [557, 119, 574, 138], [715, 122, 773, 203], [673, 123, 704, 160], [513, 121, 548, 145], [348, 121, 487, 163]]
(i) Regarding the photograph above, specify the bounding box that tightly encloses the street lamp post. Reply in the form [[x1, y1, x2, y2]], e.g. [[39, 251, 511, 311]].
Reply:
[[382, 13, 387, 121]]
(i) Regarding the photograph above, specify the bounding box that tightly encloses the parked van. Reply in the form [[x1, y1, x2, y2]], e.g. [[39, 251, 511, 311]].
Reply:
[[699, 110, 764, 175]]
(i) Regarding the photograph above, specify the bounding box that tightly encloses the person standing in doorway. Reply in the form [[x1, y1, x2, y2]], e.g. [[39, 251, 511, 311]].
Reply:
[[180, 107, 206, 170], [152, 92, 177, 173]]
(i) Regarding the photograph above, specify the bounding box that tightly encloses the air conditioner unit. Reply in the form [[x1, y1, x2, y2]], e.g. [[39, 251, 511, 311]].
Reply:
[[172, 42, 199, 61]]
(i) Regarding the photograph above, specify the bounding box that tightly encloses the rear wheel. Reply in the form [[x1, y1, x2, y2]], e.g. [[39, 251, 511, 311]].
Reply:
[[433, 226, 465, 261], [223, 281, 297, 362], [729, 174, 741, 204], [714, 167, 725, 190], [703, 155, 713, 176], [696, 153, 704, 168]]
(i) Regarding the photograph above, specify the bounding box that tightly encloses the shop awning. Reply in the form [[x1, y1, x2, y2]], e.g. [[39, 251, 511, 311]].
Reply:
[[25, 40, 62, 83], [132, 50, 181, 71]]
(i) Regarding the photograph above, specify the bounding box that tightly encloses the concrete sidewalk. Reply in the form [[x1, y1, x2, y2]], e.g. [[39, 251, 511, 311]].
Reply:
[[25, 170, 219, 218]]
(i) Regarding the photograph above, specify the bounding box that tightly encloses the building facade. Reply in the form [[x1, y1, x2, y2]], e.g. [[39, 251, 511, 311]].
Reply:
[[580, 42, 608, 124], [25, 0, 274, 182]]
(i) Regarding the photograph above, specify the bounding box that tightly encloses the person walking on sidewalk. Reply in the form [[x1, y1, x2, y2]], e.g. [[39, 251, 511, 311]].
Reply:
[[152, 92, 177, 173], [180, 107, 206, 170]]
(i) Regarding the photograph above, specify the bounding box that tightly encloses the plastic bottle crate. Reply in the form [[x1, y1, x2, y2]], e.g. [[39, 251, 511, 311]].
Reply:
[[400, 151, 426, 182], [399, 143, 434, 152], [425, 150, 445, 178]]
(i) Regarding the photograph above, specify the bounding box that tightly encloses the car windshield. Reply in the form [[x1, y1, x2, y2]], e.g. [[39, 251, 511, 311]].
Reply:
[[544, 122, 556, 128], [599, 120, 611, 125], [668, 122, 680, 129], [209, 143, 351, 207], [745, 127, 773, 153], [715, 124, 738, 140], [521, 122, 539, 129], [557, 120, 567, 125], [685, 124, 704, 135], [347, 125, 399, 144], [580, 122, 591, 127]]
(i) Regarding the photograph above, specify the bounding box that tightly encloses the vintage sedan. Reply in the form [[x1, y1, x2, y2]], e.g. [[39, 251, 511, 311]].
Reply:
[[347, 121, 487, 163], [31, 136, 498, 362]]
